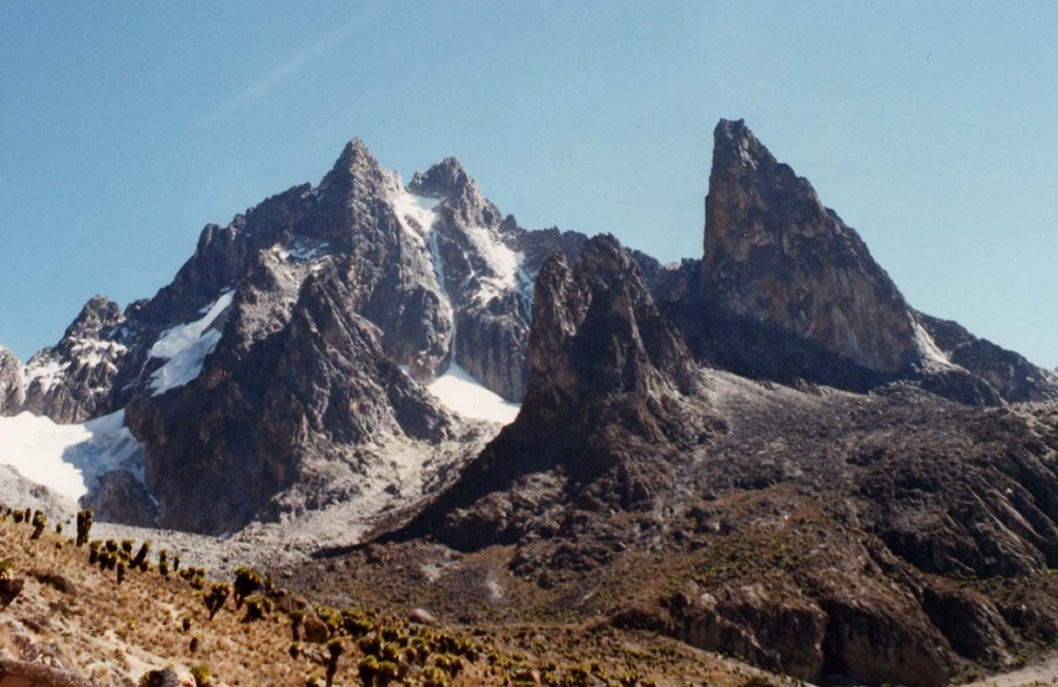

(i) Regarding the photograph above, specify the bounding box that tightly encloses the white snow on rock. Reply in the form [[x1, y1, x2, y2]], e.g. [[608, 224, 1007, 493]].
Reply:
[[0, 408, 146, 503], [390, 183, 441, 246], [23, 357, 68, 393], [270, 240, 330, 262], [388, 176, 522, 425], [466, 224, 519, 300], [427, 362, 520, 425], [68, 338, 128, 370], [148, 290, 234, 396], [912, 319, 956, 372], [514, 251, 535, 317]]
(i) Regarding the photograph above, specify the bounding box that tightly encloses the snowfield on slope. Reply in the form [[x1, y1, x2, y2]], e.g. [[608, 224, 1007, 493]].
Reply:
[[148, 290, 235, 396], [0, 409, 146, 504], [426, 362, 520, 425]]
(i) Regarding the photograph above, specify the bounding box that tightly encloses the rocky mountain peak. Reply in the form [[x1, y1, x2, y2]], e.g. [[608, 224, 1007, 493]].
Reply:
[[527, 235, 694, 409], [703, 119, 919, 375], [316, 137, 389, 203], [395, 235, 710, 549], [62, 295, 124, 341], [408, 157, 472, 198], [710, 118, 777, 173], [410, 157, 502, 230]]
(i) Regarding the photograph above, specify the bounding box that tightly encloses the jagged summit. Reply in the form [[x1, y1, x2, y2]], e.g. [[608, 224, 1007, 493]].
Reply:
[[62, 295, 124, 341], [408, 157, 474, 198], [316, 136, 389, 203], [710, 118, 779, 173], [704, 118, 920, 375]]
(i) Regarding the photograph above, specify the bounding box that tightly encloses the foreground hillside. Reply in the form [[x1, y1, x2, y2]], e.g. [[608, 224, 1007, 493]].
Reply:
[[0, 508, 795, 686]]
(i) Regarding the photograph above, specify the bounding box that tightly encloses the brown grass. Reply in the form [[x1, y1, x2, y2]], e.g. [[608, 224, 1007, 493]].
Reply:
[[0, 509, 790, 687]]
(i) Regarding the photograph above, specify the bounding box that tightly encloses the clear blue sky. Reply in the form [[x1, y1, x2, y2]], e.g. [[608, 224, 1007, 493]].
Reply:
[[2, 2, 1056, 368]]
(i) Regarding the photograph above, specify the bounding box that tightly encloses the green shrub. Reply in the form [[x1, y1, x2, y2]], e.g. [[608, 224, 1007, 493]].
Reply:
[[189, 664, 211, 687], [30, 511, 47, 540], [376, 660, 400, 687], [138, 668, 178, 687], [0, 559, 21, 608], [422, 665, 448, 687], [325, 638, 343, 687], [358, 634, 383, 657], [340, 608, 374, 637], [315, 605, 342, 635]]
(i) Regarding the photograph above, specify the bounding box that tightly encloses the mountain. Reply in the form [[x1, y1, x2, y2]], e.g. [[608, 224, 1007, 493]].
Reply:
[[366, 120, 1058, 687], [2, 118, 1058, 686], [0, 138, 587, 535], [658, 119, 1058, 406]]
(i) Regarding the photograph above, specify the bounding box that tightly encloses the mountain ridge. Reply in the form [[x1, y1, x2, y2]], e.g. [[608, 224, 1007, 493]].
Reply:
[[2, 119, 1058, 686]]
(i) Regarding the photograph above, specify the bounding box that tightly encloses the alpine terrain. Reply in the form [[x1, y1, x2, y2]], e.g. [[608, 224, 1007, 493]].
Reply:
[[2, 119, 1058, 687]]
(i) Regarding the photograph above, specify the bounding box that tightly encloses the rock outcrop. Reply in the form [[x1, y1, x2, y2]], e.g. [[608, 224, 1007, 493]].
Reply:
[[0, 347, 23, 415], [126, 259, 455, 533], [396, 234, 716, 550], [686, 118, 1058, 406], [702, 119, 922, 376], [20, 296, 132, 423], [918, 311, 1058, 403]]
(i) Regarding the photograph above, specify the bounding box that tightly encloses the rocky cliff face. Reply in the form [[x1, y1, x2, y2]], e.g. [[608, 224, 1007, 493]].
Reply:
[[0, 347, 24, 415], [918, 311, 1058, 403], [125, 259, 457, 533], [0, 136, 589, 532], [20, 296, 133, 424], [395, 234, 718, 549], [703, 119, 922, 375], [6, 119, 1058, 686], [689, 118, 1058, 406]]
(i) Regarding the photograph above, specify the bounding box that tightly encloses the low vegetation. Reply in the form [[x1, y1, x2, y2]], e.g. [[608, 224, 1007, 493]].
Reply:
[[0, 500, 788, 687]]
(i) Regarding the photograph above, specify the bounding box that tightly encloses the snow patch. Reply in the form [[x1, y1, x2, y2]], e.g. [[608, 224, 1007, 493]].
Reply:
[[427, 362, 519, 425], [464, 224, 520, 304], [270, 240, 330, 262], [148, 290, 234, 396], [0, 408, 146, 503], [23, 358, 69, 393], [912, 320, 955, 372], [391, 184, 441, 246], [66, 338, 129, 372], [514, 251, 535, 318]]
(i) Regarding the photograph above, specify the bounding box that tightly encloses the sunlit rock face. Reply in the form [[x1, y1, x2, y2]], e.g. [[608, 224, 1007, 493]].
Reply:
[[703, 118, 919, 376]]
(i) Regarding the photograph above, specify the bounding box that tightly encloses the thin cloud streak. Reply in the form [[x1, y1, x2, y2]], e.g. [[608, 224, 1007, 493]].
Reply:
[[197, 6, 386, 129]]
